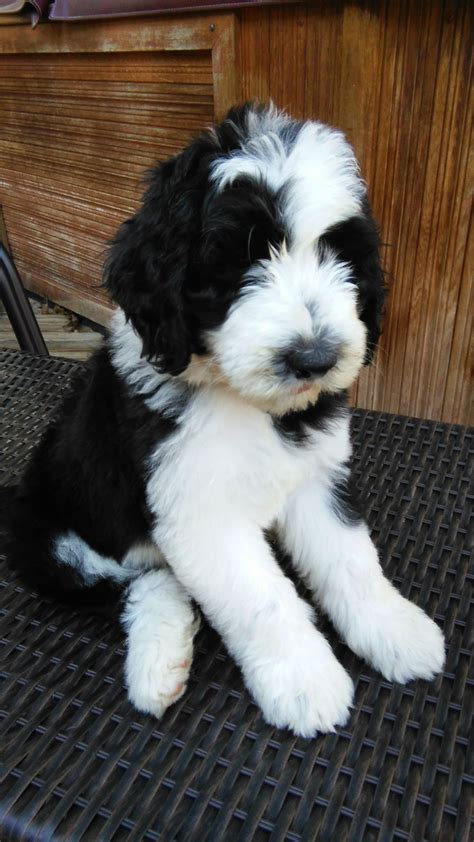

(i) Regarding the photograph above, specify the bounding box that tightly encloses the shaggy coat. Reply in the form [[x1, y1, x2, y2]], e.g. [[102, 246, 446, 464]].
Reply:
[[9, 104, 444, 736]]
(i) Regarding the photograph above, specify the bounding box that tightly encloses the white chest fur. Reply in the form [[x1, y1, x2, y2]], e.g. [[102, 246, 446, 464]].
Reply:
[[146, 387, 351, 531]]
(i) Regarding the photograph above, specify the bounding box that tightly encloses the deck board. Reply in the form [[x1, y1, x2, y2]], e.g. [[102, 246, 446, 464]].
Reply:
[[0, 297, 103, 361]]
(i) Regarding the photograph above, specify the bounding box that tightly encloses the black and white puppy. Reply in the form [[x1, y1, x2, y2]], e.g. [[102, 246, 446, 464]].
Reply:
[[10, 103, 445, 736]]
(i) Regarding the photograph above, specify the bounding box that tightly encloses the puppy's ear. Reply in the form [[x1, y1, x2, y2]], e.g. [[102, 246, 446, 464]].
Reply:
[[104, 140, 214, 375], [321, 201, 386, 365], [354, 205, 387, 364]]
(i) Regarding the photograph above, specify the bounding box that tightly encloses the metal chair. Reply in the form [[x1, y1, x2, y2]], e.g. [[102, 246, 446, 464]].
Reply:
[[0, 244, 48, 356]]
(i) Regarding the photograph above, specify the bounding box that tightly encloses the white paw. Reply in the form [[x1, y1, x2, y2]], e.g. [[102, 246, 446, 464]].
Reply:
[[244, 633, 354, 737], [126, 642, 194, 717], [347, 587, 445, 684], [123, 569, 199, 717]]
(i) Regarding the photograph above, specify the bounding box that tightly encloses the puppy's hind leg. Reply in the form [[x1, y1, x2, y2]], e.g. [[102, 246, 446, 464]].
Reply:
[[52, 534, 198, 716], [122, 568, 199, 718]]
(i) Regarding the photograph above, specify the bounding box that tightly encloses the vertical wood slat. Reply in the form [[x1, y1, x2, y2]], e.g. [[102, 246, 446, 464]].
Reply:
[[411, 0, 472, 422], [239, 1, 471, 424], [268, 4, 307, 119], [442, 217, 473, 423], [336, 2, 385, 412], [212, 14, 240, 120], [376, 0, 442, 419], [240, 6, 271, 103]]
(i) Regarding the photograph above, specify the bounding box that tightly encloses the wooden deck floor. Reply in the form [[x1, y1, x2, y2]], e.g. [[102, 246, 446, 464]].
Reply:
[[0, 298, 104, 361]]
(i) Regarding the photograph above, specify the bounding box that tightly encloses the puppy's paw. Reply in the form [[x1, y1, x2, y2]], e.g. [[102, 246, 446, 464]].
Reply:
[[125, 617, 198, 716], [124, 574, 199, 717], [126, 649, 193, 717], [347, 589, 445, 684], [245, 634, 354, 737]]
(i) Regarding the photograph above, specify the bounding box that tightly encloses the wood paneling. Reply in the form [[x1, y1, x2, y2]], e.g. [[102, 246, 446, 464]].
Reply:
[[240, 1, 472, 424], [0, 13, 237, 324], [0, 50, 214, 322], [0, 3, 470, 423]]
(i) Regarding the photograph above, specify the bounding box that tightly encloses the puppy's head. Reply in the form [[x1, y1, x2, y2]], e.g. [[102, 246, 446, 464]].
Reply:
[[105, 102, 385, 414]]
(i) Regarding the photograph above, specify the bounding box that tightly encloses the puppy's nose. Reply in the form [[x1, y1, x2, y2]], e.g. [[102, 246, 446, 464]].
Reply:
[[285, 344, 338, 379]]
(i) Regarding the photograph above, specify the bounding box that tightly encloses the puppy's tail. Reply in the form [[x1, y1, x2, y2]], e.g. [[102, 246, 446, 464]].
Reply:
[[3, 487, 129, 618]]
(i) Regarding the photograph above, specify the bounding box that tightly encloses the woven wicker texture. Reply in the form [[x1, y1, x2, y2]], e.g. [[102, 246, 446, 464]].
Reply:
[[1, 349, 472, 841]]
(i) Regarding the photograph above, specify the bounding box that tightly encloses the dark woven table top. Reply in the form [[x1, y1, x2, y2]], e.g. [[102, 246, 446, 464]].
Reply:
[[1, 349, 472, 842]]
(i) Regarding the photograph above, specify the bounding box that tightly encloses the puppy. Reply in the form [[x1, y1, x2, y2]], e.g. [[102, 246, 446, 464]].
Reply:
[[9, 103, 445, 736]]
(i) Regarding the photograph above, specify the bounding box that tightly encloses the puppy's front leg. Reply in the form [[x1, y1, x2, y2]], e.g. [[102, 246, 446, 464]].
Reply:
[[155, 517, 353, 736], [280, 474, 445, 684]]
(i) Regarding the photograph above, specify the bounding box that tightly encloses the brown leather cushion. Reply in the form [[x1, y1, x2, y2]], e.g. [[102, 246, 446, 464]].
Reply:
[[0, 0, 47, 14], [0, 1, 29, 12], [49, 0, 300, 21]]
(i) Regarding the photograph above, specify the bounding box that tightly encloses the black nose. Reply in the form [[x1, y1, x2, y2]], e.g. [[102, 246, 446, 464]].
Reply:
[[285, 344, 338, 379]]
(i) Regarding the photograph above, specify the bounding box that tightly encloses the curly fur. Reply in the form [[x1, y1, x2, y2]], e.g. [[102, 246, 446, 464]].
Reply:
[[8, 103, 444, 736]]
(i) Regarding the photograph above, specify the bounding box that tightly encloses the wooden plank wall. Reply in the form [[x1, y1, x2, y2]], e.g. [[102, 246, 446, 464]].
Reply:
[[0, 14, 237, 325], [0, 50, 215, 324], [0, 2, 471, 423], [240, 1, 472, 424]]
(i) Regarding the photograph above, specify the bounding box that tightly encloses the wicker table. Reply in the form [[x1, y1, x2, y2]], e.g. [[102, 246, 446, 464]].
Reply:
[[1, 349, 472, 842]]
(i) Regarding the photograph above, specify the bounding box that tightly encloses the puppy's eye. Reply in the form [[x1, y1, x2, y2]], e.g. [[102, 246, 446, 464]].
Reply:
[[246, 226, 271, 264], [247, 228, 283, 265]]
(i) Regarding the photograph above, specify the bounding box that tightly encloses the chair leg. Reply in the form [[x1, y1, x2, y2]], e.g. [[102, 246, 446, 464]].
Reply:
[[0, 245, 49, 356]]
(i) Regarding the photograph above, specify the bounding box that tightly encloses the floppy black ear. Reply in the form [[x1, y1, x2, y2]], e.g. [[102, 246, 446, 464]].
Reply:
[[104, 138, 215, 375], [320, 201, 386, 365], [353, 206, 387, 364]]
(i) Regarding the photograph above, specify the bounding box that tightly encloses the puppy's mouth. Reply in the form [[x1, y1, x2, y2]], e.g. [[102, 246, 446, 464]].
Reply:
[[295, 382, 313, 394]]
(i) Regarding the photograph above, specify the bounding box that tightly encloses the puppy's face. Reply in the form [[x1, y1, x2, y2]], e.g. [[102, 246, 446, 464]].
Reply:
[[200, 246, 366, 415], [106, 104, 385, 415]]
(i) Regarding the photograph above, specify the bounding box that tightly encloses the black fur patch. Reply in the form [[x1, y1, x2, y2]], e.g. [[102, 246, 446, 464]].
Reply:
[[194, 176, 284, 340], [213, 101, 271, 151], [319, 201, 386, 363], [7, 348, 182, 612], [272, 392, 349, 445], [104, 128, 285, 373], [330, 471, 363, 526], [104, 135, 219, 375]]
